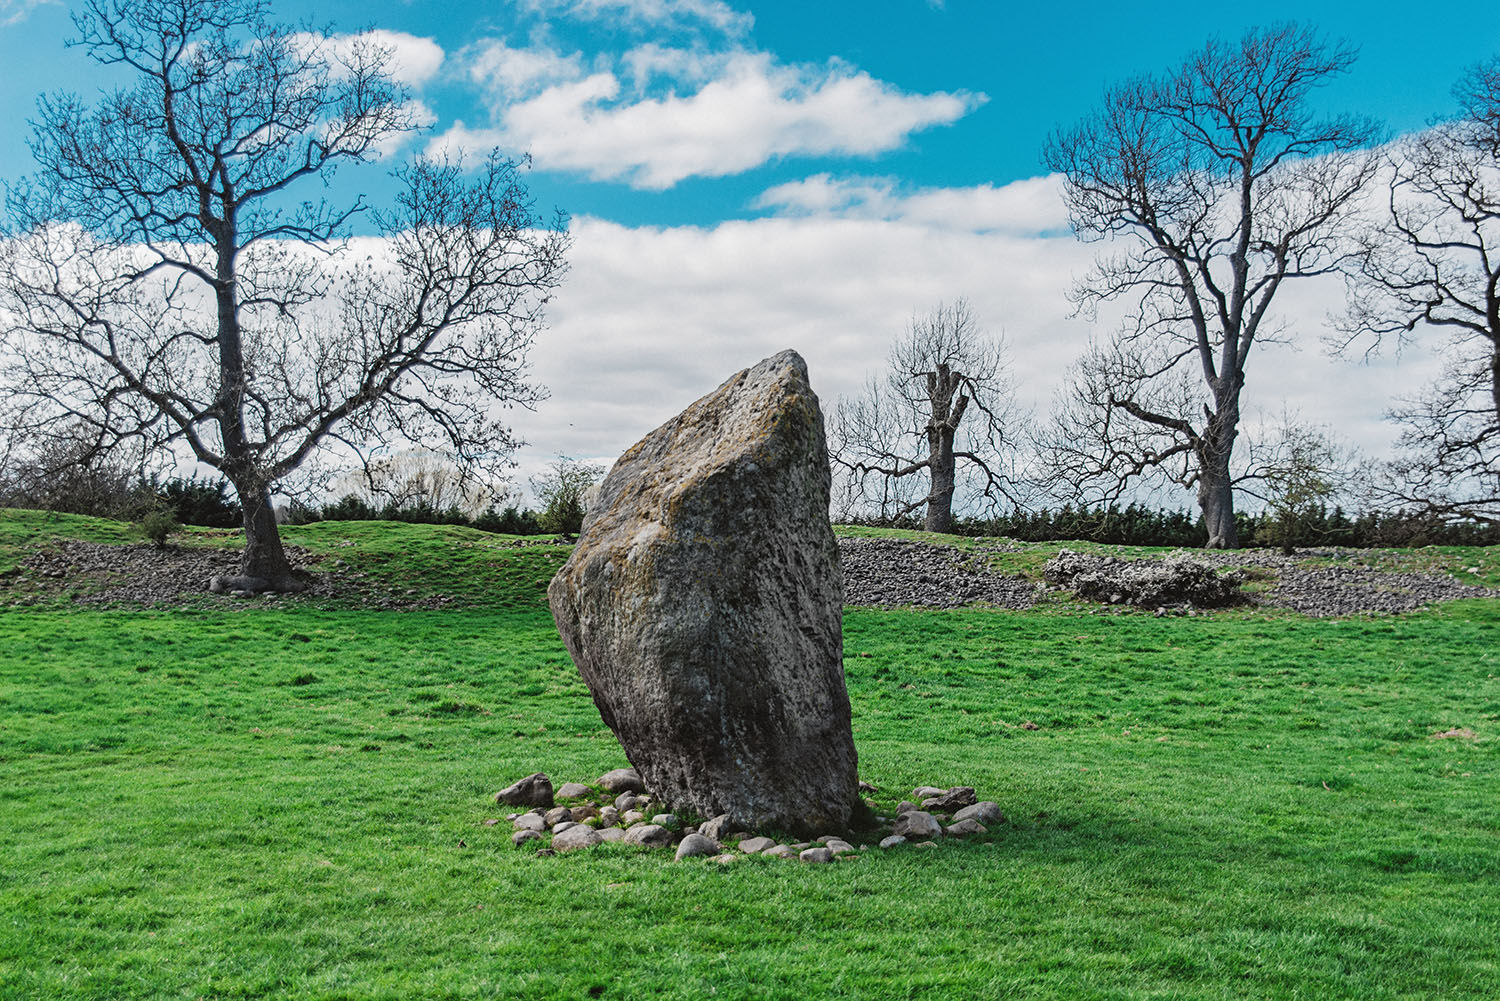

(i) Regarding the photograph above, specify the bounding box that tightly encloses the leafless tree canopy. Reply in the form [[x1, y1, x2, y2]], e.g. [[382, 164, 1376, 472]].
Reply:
[[1041, 24, 1378, 547], [1340, 55, 1500, 526], [829, 300, 1025, 533], [0, 0, 569, 588]]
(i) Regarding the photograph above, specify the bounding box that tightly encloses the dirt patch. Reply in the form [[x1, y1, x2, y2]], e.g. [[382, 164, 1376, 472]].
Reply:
[[1430, 727, 1479, 740]]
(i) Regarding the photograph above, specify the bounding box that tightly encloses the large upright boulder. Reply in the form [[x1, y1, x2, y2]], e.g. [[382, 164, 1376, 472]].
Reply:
[[548, 350, 857, 834]]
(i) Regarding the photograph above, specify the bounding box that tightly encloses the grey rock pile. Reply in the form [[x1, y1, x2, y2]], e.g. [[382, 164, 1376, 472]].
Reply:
[[1191, 549, 1496, 617], [840, 536, 1035, 608], [7, 538, 457, 609], [1043, 549, 1247, 609], [489, 769, 1004, 862]]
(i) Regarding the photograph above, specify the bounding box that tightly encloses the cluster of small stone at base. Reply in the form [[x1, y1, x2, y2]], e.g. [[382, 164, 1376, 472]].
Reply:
[[491, 770, 1004, 862]]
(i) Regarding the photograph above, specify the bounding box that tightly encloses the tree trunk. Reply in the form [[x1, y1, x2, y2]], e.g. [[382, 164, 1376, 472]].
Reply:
[[924, 428, 956, 534], [1197, 458, 1238, 549], [225, 479, 303, 592]]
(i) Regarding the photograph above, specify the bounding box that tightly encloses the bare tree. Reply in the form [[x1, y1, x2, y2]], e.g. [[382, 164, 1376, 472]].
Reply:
[[0, 0, 568, 591], [1340, 56, 1500, 526], [337, 450, 515, 517], [1041, 24, 1378, 547], [829, 300, 1025, 533]]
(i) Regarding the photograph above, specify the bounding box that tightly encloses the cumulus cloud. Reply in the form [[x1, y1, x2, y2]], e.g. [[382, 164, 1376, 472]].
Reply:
[[504, 174, 1434, 496], [433, 45, 985, 189], [320, 29, 445, 88], [752, 173, 1070, 234], [514, 0, 754, 36]]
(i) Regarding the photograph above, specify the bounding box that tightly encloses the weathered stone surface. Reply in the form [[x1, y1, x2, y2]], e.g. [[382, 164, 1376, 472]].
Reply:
[[699, 814, 736, 841], [552, 821, 578, 834], [738, 836, 775, 854], [552, 825, 604, 851], [549, 350, 858, 835], [675, 833, 719, 860], [511, 829, 543, 847], [879, 835, 907, 849], [597, 827, 628, 842], [953, 801, 1004, 825], [651, 813, 681, 830], [911, 786, 945, 800], [622, 810, 645, 825], [556, 782, 592, 799], [764, 844, 796, 858], [824, 839, 855, 855], [512, 812, 546, 832], [893, 811, 943, 840], [922, 787, 976, 812], [597, 806, 620, 827], [800, 847, 834, 863], [544, 806, 573, 827], [946, 819, 988, 836], [614, 792, 643, 811], [598, 768, 645, 794], [496, 772, 554, 808], [623, 824, 675, 847]]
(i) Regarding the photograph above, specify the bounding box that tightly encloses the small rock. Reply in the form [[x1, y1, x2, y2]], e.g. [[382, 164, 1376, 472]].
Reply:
[[879, 835, 906, 849], [556, 782, 592, 799], [893, 811, 942, 839], [675, 833, 719, 860], [570, 805, 599, 822], [597, 767, 645, 794], [738, 836, 775, 854], [922, 786, 977, 812], [789, 842, 812, 852], [857, 780, 878, 794], [911, 786, 945, 799], [597, 806, 620, 827], [614, 792, 642, 811], [496, 772, 554, 808], [711, 854, 738, 864], [481, 818, 500, 827], [535, 848, 556, 857], [544, 806, 573, 827], [623, 824, 675, 847], [824, 839, 855, 854], [945, 819, 987, 836], [651, 813, 681, 830], [953, 801, 1004, 825], [552, 826, 604, 851], [815, 834, 841, 844], [698, 814, 735, 841], [896, 801, 919, 816], [598, 827, 628, 843], [552, 821, 578, 834], [622, 810, 645, 825], [764, 845, 796, 858], [800, 847, 834, 863], [512, 813, 546, 833], [511, 829, 543, 847], [915, 841, 938, 849]]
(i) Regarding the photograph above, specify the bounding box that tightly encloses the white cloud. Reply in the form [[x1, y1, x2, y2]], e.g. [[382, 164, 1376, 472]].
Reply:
[[337, 30, 444, 88], [752, 173, 1070, 234], [504, 174, 1432, 504], [433, 47, 985, 189], [514, 0, 754, 36], [0, 0, 55, 28], [467, 39, 587, 100]]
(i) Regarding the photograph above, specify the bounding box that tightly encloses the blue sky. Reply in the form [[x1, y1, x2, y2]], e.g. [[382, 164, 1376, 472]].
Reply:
[[2, 0, 1498, 502]]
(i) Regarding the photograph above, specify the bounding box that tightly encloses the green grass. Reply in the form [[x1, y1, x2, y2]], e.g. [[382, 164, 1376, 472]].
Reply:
[[1, 513, 1498, 999]]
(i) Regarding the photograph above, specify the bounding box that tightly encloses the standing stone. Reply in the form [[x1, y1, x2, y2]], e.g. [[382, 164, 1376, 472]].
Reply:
[[549, 350, 858, 835]]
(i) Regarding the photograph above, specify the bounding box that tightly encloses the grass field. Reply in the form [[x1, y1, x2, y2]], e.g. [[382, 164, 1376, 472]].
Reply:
[[1, 512, 1497, 999]]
